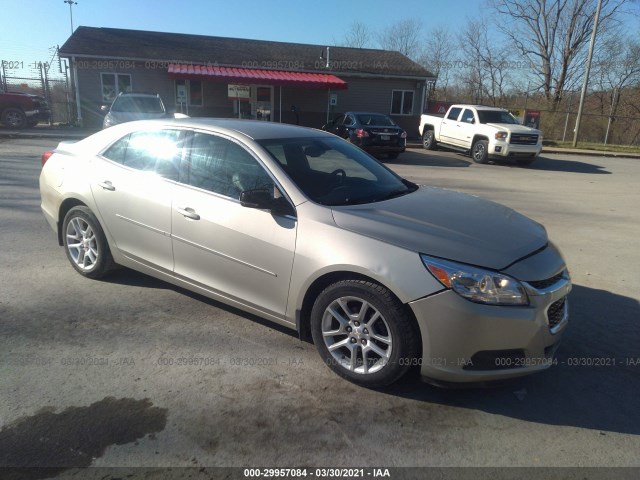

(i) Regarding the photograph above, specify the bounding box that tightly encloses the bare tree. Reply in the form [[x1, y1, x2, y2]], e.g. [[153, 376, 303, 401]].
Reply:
[[339, 21, 373, 49], [492, 0, 629, 109], [377, 19, 423, 60], [458, 19, 513, 105], [418, 27, 455, 100]]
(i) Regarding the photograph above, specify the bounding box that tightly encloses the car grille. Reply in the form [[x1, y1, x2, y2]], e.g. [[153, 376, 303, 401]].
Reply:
[[527, 271, 566, 290], [510, 133, 539, 145], [547, 297, 567, 330]]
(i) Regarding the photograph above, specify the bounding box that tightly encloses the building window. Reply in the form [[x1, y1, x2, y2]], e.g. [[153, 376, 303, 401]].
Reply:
[[391, 90, 414, 116], [101, 73, 131, 103], [175, 79, 203, 106]]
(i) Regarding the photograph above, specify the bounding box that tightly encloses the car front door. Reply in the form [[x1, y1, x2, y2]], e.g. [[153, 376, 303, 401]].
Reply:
[[457, 108, 477, 149], [90, 129, 185, 272], [171, 131, 297, 319]]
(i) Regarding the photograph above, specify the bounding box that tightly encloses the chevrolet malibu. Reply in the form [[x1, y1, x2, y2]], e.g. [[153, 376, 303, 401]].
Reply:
[[39, 119, 571, 387]]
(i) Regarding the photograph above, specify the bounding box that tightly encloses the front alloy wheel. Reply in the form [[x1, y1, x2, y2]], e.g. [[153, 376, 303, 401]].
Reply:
[[471, 139, 489, 164], [63, 206, 115, 279], [321, 296, 393, 375], [311, 280, 419, 387]]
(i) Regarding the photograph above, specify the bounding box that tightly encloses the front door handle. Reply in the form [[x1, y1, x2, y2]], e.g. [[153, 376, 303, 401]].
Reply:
[[176, 207, 200, 220], [98, 181, 115, 191]]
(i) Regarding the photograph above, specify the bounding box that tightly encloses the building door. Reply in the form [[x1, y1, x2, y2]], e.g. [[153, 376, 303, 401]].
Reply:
[[253, 85, 273, 121]]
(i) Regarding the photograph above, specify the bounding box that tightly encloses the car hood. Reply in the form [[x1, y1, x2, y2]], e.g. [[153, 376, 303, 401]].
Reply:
[[106, 111, 168, 123], [486, 123, 541, 135], [331, 186, 547, 270]]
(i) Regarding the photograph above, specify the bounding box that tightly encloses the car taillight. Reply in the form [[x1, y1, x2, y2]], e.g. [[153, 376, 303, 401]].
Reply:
[[41, 151, 54, 167], [355, 129, 369, 138]]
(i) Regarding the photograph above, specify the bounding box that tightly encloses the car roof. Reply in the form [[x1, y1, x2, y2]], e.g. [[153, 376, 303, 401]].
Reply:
[[117, 92, 161, 97], [454, 105, 507, 111], [111, 118, 333, 141], [346, 112, 393, 116]]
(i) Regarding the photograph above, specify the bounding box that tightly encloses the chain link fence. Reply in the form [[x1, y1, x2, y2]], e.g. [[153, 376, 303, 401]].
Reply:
[[1, 55, 74, 126]]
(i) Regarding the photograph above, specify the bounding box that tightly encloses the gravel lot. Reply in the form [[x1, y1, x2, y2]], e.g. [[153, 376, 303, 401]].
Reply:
[[1, 138, 639, 478]]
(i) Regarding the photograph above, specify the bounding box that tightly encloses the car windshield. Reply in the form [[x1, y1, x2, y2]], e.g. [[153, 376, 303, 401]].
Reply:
[[111, 96, 165, 113], [477, 110, 518, 124], [355, 114, 396, 126], [258, 136, 416, 206]]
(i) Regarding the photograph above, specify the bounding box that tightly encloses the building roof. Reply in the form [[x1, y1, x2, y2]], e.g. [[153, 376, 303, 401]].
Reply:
[[59, 26, 434, 79]]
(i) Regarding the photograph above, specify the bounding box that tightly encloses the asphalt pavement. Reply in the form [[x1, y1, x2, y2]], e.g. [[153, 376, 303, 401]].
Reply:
[[1, 138, 639, 479], [2, 125, 639, 159]]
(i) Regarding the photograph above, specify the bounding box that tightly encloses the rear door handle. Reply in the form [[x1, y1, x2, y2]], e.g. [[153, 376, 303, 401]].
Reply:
[[98, 181, 115, 191], [176, 207, 200, 220]]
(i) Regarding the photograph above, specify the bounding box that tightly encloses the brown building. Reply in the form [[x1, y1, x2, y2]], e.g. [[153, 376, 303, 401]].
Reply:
[[59, 27, 435, 133]]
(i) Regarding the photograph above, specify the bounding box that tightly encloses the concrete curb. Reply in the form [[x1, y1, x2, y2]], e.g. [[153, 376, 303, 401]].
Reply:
[[405, 142, 640, 159], [3, 129, 639, 159]]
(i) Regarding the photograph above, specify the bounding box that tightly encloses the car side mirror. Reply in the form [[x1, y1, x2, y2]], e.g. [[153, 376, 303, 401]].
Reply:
[[240, 189, 295, 217]]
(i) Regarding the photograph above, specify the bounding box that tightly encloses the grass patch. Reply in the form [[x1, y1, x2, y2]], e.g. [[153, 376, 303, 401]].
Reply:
[[543, 140, 640, 153]]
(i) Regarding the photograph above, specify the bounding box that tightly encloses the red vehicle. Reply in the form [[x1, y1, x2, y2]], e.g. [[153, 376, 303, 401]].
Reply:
[[0, 91, 51, 128]]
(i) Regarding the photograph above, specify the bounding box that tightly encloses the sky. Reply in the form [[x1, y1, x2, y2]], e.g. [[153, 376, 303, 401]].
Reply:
[[1, 0, 485, 78]]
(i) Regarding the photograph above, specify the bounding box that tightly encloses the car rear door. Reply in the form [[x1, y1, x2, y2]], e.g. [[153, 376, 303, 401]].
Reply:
[[90, 128, 185, 272], [170, 131, 297, 319]]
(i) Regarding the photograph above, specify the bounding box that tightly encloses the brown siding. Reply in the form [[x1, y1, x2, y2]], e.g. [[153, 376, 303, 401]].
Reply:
[[73, 57, 424, 134], [74, 58, 175, 128]]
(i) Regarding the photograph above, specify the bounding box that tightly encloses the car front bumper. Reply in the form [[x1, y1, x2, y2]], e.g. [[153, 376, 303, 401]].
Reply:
[[490, 142, 542, 157], [408, 278, 570, 383]]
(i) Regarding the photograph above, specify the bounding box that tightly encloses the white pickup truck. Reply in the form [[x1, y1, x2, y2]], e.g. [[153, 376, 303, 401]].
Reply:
[[419, 105, 543, 165]]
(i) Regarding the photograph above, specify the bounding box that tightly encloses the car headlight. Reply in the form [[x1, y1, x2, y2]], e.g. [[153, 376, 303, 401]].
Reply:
[[495, 131, 508, 140], [420, 255, 528, 306]]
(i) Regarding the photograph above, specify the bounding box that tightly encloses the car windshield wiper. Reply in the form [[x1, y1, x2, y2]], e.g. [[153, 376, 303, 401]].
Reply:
[[376, 188, 413, 201], [328, 187, 415, 206]]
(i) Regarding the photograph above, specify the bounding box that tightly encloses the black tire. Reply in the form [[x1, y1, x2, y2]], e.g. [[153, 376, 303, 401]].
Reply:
[[387, 152, 400, 160], [1, 108, 27, 129], [422, 129, 437, 150], [517, 154, 538, 167], [62, 206, 115, 279], [310, 279, 420, 388], [471, 139, 489, 164]]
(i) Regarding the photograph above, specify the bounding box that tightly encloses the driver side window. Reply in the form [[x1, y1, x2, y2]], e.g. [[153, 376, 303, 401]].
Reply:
[[181, 133, 274, 199]]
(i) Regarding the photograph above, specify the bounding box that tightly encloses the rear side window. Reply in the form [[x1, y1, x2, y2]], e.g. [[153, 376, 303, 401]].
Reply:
[[446, 107, 462, 121], [101, 129, 184, 180], [181, 132, 274, 199]]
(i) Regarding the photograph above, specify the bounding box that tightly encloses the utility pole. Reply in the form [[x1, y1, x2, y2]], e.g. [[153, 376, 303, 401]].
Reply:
[[572, 0, 602, 147], [64, 0, 77, 35]]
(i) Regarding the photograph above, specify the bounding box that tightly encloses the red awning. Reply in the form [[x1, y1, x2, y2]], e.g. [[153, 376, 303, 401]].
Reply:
[[167, 64, 347, 90]]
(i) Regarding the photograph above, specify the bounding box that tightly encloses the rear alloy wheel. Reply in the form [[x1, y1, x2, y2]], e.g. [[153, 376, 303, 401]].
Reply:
[[311, 280, 419, 387], [471, 139, 489, 164], [422, 129, 437, 150], [1, 108, 27, 129], [63, 206, 115, 279]]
